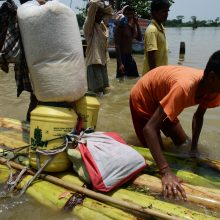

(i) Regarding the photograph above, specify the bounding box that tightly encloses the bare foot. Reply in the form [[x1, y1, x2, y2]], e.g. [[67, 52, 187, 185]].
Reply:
[[189, 150, 201, 159]]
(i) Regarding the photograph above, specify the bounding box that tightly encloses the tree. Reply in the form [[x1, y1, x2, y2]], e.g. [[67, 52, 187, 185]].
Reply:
[[76, 13, 86, 28], [78, 0, 174, 19], [213, 17, 220, 26], [176, 15, 184, 24], [112, 0, 174, 19], [191, 16, 197, 22], [191, 16, 198, 29], [75, 1, 87, 28]]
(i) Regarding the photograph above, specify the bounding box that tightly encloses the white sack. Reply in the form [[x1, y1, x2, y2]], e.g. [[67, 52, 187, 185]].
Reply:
[[17, 0, 87, 102]]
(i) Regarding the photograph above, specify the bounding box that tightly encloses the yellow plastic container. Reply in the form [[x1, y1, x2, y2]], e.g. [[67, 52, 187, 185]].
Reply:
[[75, 93, 100, 130], [29, 104, 78, 172]]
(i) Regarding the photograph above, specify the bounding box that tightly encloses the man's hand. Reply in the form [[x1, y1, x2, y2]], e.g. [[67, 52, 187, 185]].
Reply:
[[133, 15, 139, 24], [119, 64, 125, 74], [161, 169, 187, 201], [37, 0, 46, 5]]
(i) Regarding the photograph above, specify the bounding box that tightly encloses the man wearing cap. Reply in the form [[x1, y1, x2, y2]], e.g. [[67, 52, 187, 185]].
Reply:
[[83, 0, 113, 96], [142, 0, 170, 75]]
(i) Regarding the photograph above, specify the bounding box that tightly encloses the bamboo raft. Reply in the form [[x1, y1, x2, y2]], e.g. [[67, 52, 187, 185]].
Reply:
[[0, 117, 220, 219]]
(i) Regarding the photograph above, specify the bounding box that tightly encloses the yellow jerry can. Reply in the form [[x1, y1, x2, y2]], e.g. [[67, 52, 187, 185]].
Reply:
[[75, 93, 100, 130], [29, 104, 78, 172]]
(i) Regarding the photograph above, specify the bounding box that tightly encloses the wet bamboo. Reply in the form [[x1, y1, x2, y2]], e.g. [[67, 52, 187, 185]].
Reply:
[[133, 145, 220, 173], [0, 161, 215, 220], [1, 117, 220, 215], [0, 158, 181, 220], [0, 164, 135, 220], [1, 121, 220, 192], [1, 117, 220, 172], [133, 173, 220, 211], [133, 146, 220, 189], [1, 132, 219, 190]]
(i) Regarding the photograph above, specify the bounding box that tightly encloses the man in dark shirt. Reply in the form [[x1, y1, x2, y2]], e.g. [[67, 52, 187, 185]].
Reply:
[[114, 5, 142, 80]]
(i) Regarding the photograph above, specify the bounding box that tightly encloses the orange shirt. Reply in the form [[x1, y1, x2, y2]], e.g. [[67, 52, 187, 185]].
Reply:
[[130, 65, 220, 121]]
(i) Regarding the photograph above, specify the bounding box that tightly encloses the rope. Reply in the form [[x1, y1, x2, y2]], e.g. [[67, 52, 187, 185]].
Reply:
[[0, 135, 68, 157], [7, 166, 28, 194], [18, 156, 54, 197], [1, 127, 94, 197], [0, 144, 30, 157]]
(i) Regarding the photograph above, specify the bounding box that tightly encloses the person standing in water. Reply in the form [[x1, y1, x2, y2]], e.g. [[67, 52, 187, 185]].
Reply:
[[130, 50, 220, 200], [142, 0, 170, 75], [83, 0, 113, 96], [114, 5, 142, 80]]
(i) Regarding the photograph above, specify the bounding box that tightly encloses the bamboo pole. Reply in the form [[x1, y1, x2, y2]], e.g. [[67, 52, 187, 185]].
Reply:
[[1, 117, 220, 215], [133, 145, 220, 173], [0, 117, 29, 132], [1, 149, 220, 213], [1, 118, 220, 201], [0, 164, 135, 220], [1, 117, 220, 172], [133, 174, 220, 211], [0, 158, 180, 220], [52, 173, 220, 219], [133, 146, 220, 187]]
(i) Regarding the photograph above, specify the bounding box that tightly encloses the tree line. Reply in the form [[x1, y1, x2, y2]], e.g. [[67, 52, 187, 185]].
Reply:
[[166, 16, 220, 28]]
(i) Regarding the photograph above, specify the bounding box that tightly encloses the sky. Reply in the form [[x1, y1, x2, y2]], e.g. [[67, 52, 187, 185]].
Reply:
[[69, 0, 220, 21], [64, 0, 220, 22], [1, 0, 220, 22], [168, 0, 220, 21]]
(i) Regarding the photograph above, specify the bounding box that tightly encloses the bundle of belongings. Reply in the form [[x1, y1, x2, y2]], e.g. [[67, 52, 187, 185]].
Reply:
[[0, 0, 32, 97], [114, 5, 132, 26], [17, 0, 86, 102], [1, 0, 86, 102], [67, 131, 147, 192]]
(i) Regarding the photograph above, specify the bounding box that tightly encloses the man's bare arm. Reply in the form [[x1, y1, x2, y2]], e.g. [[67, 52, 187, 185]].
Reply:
[[148, 50, 157, 70], [191, 104, 206, 156], [143, 105, 187, 200]]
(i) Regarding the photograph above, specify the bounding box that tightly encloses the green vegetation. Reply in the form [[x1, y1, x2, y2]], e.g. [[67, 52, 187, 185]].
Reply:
[[166, 16, 220, 28], [108, 0, 174, 18]]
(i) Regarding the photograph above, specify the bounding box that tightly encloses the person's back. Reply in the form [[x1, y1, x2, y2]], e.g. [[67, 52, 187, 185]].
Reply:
[[131, 65, 204, 120]]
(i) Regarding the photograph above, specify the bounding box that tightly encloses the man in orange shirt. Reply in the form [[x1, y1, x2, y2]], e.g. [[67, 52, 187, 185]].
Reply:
[[130, 50, 220, 200]]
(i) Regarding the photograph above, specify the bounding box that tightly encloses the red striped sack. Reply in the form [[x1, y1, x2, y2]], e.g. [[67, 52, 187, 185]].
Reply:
[[78, 132, 147, 192]]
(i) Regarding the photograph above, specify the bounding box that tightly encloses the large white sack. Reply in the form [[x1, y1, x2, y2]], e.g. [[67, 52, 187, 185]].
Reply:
[[17, 0, 87, 102]]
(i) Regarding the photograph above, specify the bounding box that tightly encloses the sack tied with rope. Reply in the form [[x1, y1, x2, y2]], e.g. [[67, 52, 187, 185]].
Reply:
[[67, 131, 147, 192]]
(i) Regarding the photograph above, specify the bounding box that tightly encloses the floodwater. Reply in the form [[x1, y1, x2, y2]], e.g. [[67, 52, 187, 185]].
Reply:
[[1, 27, 220, 219]]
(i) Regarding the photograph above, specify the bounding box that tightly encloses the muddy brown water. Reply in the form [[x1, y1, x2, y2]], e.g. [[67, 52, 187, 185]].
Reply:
[[1, 27, 220, 219]]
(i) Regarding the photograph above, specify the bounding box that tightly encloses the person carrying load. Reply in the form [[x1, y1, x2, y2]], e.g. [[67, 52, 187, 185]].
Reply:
[[83, 0, 113, 96]]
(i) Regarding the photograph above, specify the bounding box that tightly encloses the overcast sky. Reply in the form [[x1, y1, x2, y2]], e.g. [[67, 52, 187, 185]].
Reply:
[[2, 0, 220, 22], [64, 0, 220, 21], [168, 0, 220, 21]]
